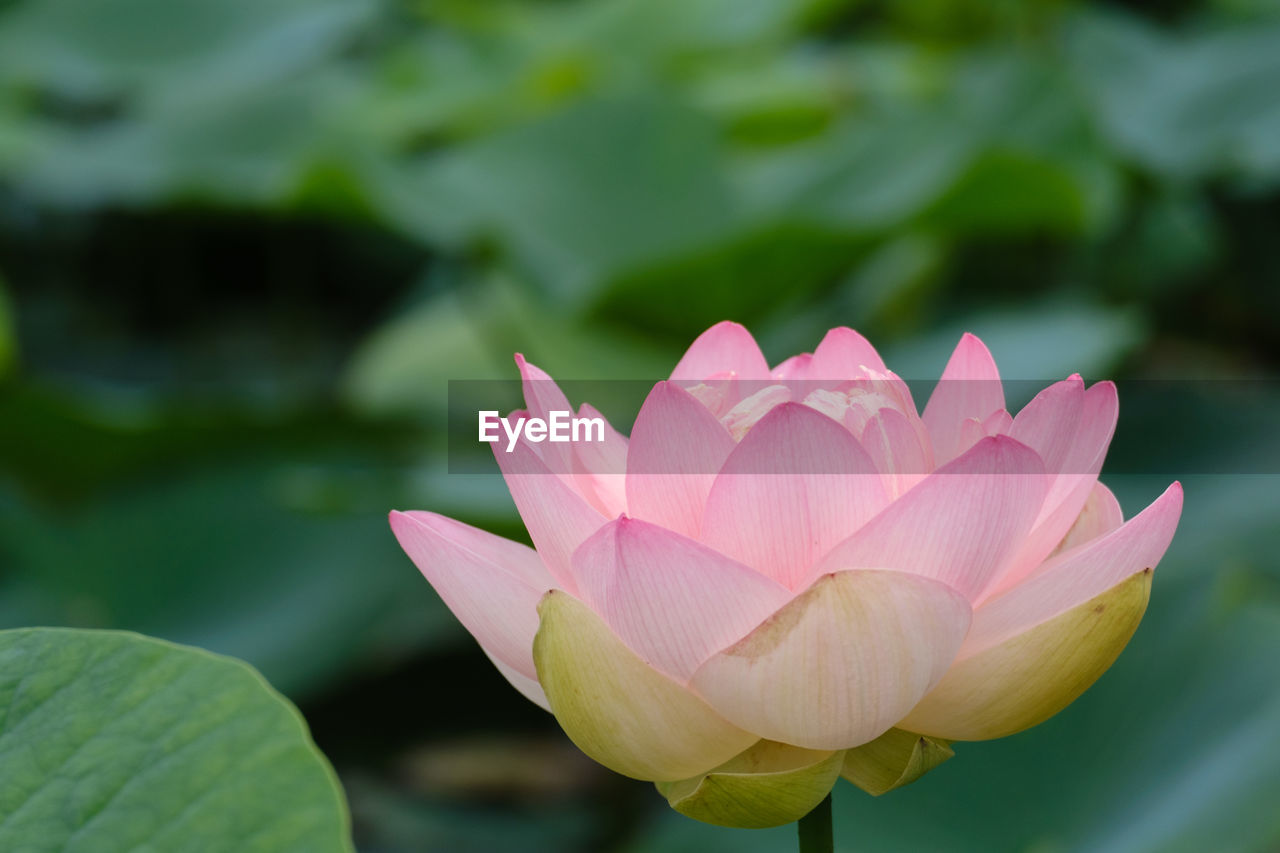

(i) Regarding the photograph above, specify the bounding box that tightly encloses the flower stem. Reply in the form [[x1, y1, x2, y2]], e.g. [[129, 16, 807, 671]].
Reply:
[[796, 793, 833, 853]]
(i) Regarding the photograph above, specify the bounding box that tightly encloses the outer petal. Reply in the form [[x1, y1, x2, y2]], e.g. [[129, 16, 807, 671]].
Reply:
[[963, 482, 1182, 653], [572, 518, 792, 682], [994, 381, 1120, 595], [671, 321, 770, 382], [899, 569, 1152, 741], [656, 741, 843, 829], [533, 591, 757, 781], [1009, 375, 1085, 478], [389, 511, 551, 685], [923, 333, 1005, 465], [625, 382, 736, 538], [701, 403, 890, 589], [899, 483, 1182, 740], [495, 438, 607, 593], [840, 728, 954, 796], [812, 435, 1047, 601], [689, 569, 971, 750]]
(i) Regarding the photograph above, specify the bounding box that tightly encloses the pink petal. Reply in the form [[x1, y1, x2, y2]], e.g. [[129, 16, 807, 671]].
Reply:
[[514, 354, 574, 472], [572, 518, 792, 682], [570, 402, 629, 517], [860, 407, 932, 498], [1053, 480, 1124, 556], [701, 403, 890, 589], [625, 382, 737, 538], [950, 417, 989, 462], [983, 409, 1013, 435], [991, 380, 1120, 597], [494, 438, 608, 593], [960, 482, 1182, 655], [485, 650, 550, 711], [1010, 376, 1085, 477], [771, 353, 815, 381], [390, 511, 552, 685], [689, 569, 971, 750], [671, 321, 771, 382], [809, 326, 889, 376], [923, 333, 1006, 465], [812, 435, 1047, 601]]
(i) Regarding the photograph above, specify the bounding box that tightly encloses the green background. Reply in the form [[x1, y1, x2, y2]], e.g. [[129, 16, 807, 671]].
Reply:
[[1, 0, 1277, 849]]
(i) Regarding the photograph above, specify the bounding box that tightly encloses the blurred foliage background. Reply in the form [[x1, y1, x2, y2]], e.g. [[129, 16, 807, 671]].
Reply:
[[1, 0, 1278, 850]]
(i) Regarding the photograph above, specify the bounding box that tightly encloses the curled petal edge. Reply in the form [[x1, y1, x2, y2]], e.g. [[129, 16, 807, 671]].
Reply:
[[840, 727, 954, 796], [656, 740, 844, 829]]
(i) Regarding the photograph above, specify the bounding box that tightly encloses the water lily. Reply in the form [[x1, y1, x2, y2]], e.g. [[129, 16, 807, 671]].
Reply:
[[391, 322, 1181, 831]]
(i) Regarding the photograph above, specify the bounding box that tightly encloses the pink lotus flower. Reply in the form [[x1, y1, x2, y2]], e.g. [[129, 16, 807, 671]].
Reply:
[[391, 322, 1182, 827]]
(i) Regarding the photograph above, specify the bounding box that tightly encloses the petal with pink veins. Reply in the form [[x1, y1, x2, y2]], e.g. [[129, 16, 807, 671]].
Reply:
[[514, 354, 574, 472], [390, 511, 553, 691], [626, 382, 737, 538], [701, 403, 890, 589], [809, 327, 888, 376], [962, 482, 1182, 653], [861, 407, 932, 498], [811, 435, 1047, 601], [991, 381, 1120, 597], [570, 402, 629, 517], [898, 483, 1180, 740], [689, 569, 971, 750], [494, 438, 607, 593], [671, 321, 771, 382], [572, 518, 793, 682], [923, 333, 1005, 465], [1010, 376, 1085, 477]]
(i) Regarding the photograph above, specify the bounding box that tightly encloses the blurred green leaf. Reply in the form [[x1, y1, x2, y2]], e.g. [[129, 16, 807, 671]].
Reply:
[[0, 0, 372, 103], [0, 392, 460, 697], [386, 96, 741, 302], [0, 275, 14, 376], [884, 298, 1147, 387], [1069, 12, 1280, 181], [0, 627, 351, 852]]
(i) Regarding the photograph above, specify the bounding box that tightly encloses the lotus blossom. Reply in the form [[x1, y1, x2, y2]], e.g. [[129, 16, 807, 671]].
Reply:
[[390, 322, 1182, 828]]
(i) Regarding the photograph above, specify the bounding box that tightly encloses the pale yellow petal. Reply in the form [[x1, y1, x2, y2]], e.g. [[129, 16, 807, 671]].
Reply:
[[840, 728, 953, 796], [656, 740, 844, 829], [899, 569, 1151, 740], [533, 591, 756, 781]]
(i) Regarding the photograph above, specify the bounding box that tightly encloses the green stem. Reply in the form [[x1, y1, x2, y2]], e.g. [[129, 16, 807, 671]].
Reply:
[[796, 793, 833, 853]]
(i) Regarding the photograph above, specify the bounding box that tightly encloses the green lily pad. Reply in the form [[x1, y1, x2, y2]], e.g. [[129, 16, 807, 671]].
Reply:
[[0, 627, 352, 852]]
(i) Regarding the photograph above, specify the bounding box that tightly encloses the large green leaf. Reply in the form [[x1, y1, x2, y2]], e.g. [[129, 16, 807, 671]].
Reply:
[[0, 627, 351, 852]]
